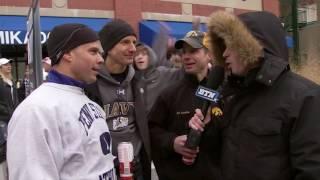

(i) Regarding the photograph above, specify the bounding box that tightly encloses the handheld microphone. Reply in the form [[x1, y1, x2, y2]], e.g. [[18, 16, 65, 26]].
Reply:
[[185, 66, 224, 149]]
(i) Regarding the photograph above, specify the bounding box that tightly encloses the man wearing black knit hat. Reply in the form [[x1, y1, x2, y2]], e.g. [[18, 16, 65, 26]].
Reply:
[[7, 23, 116, 180], [85, 19, 151, 180]]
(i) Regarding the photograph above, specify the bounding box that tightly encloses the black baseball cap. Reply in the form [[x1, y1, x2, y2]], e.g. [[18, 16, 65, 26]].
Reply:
[[175, 30, 207, 49]]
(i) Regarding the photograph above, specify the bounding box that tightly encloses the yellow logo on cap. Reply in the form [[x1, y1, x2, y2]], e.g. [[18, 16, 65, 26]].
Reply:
[[186, 31, 199, 38]]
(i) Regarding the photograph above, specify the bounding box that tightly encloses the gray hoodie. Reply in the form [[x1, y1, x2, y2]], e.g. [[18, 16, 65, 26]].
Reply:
[[97, 65, 142, 157], [135, 44, 183, 114]]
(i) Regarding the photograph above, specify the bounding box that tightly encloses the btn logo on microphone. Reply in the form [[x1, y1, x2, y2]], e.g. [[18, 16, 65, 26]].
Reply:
[[195, 86, 219, 103]]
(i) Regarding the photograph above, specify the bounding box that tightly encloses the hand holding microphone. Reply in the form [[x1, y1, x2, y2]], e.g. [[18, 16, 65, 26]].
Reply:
[[189, 109, 210, 132], [185, 66, 224, 150], [173, 135, 199, 165]]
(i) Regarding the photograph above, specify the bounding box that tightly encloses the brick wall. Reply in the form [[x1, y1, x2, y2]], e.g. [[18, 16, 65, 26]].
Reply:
[[192, 4, 226, 16], [0, 0, 51, 8], [0, 0, 280, 33], [113, 0, 142, 33], [142, 0, 181, 14], [0, 0, 32, 7], [0, 0, 280, 18], [68, 0, 114, 11], [262, 0, 280, 16]]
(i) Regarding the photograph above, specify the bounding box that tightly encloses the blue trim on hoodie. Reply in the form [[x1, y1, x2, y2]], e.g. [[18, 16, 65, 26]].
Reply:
[[47, 70, 85, 88]]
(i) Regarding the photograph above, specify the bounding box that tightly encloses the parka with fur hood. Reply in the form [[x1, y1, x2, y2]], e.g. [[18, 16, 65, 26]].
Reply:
[[207, 11, 320, 180]]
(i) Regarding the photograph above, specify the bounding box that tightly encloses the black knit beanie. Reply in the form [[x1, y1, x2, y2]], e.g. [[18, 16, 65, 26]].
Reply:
[[99, 19, 136, 58], [47, 23, 99, 66]]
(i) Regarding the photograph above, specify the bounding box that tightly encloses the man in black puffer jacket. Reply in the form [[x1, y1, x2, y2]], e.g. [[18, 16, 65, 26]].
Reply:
[[190, 11, 320, 180]]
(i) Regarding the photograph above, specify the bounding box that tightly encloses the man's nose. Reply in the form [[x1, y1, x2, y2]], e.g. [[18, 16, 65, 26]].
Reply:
[[222, 48, 229, 58], [97, 54, 104, 64], [129, 42, 136, 52]]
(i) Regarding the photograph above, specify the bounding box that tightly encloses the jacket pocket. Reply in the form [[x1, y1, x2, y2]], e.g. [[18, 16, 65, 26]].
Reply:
[[240, 117, 283, 153], [243, 117, 281, 136], [236, 118, 287, 179]]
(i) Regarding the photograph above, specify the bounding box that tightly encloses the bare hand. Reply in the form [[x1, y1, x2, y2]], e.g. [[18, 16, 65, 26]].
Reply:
[[189, 109, 211, 131], [173, 135, 199, 165]]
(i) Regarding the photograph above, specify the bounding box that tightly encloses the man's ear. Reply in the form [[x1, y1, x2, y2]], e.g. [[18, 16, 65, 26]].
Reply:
[[62, 51, 73, 63], [206, 51, 213, 62]]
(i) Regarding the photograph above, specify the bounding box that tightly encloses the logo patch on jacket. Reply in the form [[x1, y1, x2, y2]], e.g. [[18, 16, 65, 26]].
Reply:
[[176, 111, 190, 115], [112, 117, 129, 130]]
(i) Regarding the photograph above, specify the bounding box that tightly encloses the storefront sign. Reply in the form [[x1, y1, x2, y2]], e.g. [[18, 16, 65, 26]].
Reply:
[[0, 30, 50, 45]]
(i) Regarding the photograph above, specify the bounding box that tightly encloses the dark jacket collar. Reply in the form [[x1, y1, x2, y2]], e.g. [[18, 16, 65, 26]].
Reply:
[[184, 72, 208, 87], [228, 53, 289, 89], [255, 53, 289, 86]]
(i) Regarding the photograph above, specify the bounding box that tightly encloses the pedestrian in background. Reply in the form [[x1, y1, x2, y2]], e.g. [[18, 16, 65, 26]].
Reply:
[[0, 57, 19, 180], [133, 42, 183, 114], [42, 57, 52, 80]]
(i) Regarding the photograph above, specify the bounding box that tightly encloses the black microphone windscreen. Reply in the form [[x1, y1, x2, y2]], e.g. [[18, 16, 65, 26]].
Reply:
[[206, 66, 225, 90]]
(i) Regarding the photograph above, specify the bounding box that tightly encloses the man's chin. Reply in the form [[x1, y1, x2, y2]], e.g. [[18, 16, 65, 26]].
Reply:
[[121, 59, 133, 66], [125, 59, 134, 65], [85, 77, 97, 84], [184, 69, 196, 74]]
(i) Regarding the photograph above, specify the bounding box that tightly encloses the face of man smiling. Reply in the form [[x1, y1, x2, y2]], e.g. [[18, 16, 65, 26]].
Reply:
[[181, 43, 210, 77]]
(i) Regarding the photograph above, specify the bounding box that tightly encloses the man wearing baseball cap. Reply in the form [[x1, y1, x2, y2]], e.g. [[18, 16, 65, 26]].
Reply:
[[0, 58, 14, 90], [0, 57, 17, 180], [148, 30, 220, 180], [85, 19, 151, 180], [175, 30, 208, 49], [7, 23, 116, 180], [0, 58, 11, 66], [0, 57, 18, 124]]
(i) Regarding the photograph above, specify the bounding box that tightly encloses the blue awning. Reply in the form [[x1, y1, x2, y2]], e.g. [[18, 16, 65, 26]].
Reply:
[[139, 20, 294, 48], [139, 20, 207, 46], [0, 15, 110, 45]]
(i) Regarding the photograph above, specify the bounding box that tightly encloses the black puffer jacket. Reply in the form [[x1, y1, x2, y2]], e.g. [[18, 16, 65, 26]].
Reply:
[[207, 11, 320, 180]]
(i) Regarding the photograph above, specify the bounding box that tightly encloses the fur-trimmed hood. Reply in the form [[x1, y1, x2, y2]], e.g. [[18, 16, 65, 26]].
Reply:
[[207, 11, 288, 66]]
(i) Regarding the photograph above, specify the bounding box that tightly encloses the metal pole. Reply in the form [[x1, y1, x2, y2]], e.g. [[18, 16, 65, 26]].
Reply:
[[31, 0, 43, 87], [292, 0, 300, 64], [318, 0, 320, 21]]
